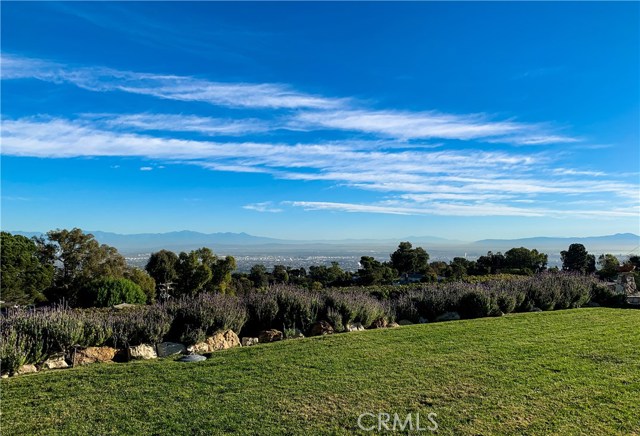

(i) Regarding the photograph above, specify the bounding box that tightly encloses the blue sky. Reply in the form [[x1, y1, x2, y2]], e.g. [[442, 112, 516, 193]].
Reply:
[[1, 2, 639, 240]]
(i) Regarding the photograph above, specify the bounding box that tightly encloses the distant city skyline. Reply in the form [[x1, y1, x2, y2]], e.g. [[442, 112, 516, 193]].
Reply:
[[2, 2, 639, 240]]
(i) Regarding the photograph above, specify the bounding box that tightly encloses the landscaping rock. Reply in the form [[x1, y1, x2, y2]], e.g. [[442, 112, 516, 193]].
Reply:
[[74, 346, 118, 365], [369, 318, 388, 329], [287, 329, 305, 339], [129, 344, 157, 360], [156, 342, 186, 358], [398, 319, 414, 326], [346, 323, 365, 332], [1, 374, 8, 379], [530, 307, 543, 313], [387, 322, 400, 328], [16, 364, 37, 375], [178, 354, 206, 362], [112, 303, 137, 310], [42, 355, 69, 370], [310, 321, 334, 336], [258, 329, 284, 343], [241, 337, 259, 347], [584, 301, 601, 307], [435, 312, 461, 322], [418, 317, 429, 324], [190, 330, 241, 353]]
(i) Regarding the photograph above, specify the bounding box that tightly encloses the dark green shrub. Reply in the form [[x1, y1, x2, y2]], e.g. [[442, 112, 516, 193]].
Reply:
[[326, 307, 344, 332], [496, 294, 517, 314], [243, 291, 279, 334], [0, 328, 30, 375], [166, 294, 247, 344], [83, 277, 147, 307], [590, 283, 627, 307], [274, 287, 322, 333], [458, 291, 494, 319]]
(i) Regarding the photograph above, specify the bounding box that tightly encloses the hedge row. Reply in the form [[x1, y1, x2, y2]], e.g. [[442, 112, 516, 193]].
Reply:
[[0, 273, 614, 375]]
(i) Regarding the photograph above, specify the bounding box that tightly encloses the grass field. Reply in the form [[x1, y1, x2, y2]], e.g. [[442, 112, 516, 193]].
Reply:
[[1, 308, 639, 435]]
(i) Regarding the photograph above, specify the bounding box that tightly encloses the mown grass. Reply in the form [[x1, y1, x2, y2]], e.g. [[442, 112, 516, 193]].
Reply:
[[1, 308, 639, 435]]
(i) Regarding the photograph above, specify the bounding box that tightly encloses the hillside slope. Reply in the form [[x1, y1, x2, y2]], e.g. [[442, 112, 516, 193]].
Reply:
[[2, 308, 639, 435]]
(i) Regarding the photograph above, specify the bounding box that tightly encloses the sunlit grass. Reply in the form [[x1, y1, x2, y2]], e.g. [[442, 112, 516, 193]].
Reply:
[[2, 308, 639, 435]]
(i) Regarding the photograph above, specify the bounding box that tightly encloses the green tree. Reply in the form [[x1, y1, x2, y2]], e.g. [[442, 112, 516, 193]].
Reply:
[[390, 242, 430, 275], [37, 228, 127, 304], [504, 247, 548, 274], [210, 255, 237, 294], [272, 265, 289, 284], [175, 250, 213, 296], [249, 264, 269, 289], [597, 254, 620, 280], [0, 232, 54, 305], [561, 244, 596, 274], [124, 267, 156, 303], [358, 256, 396, 286], [476, 251, 506, 275], [145, 249, 179, 296]]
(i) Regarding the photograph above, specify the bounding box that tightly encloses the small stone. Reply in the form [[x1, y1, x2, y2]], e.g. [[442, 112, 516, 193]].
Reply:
[[435, 312, 461, 322], [418, 317, 429, 324], [387, 322, 400, 328], [190, 330, 241, 353], [112, 303, 137, 310], [42, 355, 69, 370], [178, 354, 206, 362], [73, 346, 118, 365], [156, 342, 186, 358], [346, 323, 365, 332], [369, 318, 388, 329], [530, 307, 543, 313], [16, 364, 37, 375], [309, 321, 334, 336], [258, 329, 284, 343], [129, 344, 157, 360], [241, 337, 259, 347], [1, 374, 9, 379], [397, 319, 414, 326]]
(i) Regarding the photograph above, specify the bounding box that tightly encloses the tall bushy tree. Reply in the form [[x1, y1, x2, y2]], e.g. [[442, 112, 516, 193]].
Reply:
[[37, 228, 127, 304], [145, 249, 179, 291], [0, 232, 54, 305], [249, 264, 269, 289], [561, 244, 596, 274], [358, 256, 396, 285], [504, 247, 548, 274], [390, 242, 430, 275], [175, 250, 213, 296], [597, 254, 620, 280]]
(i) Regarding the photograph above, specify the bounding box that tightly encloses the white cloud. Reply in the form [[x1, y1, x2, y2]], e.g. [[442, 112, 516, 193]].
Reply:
[[2, 54, 343, 109], [139, 166, 153, 171], [85, 113, 271, 136], [243, 202, 283, 213], [292, 109, 578, 144], [2, 116, 636, 220], [3, 54, 579, 145]]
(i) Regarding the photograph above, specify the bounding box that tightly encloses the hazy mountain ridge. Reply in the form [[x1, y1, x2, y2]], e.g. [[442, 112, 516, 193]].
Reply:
[[7, 230, 639, 255]]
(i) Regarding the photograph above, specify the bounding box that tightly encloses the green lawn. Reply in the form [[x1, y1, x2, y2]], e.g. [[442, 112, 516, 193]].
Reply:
[[2, 308, 639, 435]]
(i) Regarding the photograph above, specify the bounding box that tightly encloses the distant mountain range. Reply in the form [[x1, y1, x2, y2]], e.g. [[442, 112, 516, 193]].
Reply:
[[8, 230, 639, 255]]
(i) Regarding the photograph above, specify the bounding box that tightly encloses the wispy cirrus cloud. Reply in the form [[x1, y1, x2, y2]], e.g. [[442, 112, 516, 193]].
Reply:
[[3, 54, 579, 145], [243, 202, 283, 213], [291, 109, 578, 144], [2, 116, 637, 219], [2, 54, 343, 109], [84, 113, 271, 136]]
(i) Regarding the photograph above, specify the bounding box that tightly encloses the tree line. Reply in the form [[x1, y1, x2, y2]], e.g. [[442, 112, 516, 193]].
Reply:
[[2, 229, 638, 307]]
